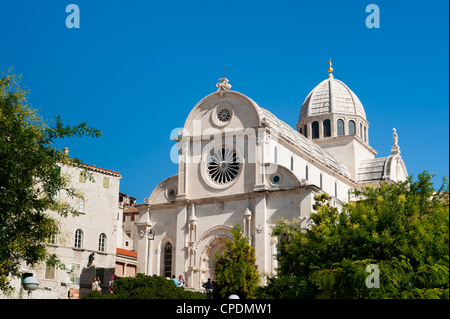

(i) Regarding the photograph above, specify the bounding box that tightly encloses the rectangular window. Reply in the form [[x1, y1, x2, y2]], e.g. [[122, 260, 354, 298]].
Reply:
[[103, 177, 110, 188], [79, 171, 87, 183], [50, 234, 58, 244], [45, 263, 56, 280], [77, 198, 85, 213], [70, 263, 81, 285]]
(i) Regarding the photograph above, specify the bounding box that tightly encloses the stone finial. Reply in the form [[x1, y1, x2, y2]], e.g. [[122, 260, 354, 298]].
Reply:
[[392, 128, 398, 146], [216, 78, 231, 97], [391, 128, 401, 155]]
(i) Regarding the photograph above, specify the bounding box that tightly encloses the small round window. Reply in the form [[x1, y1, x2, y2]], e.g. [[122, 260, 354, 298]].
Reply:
[[270, 173, 282, 186], [212, 103, 234, 127], [217, 107, 231, 122], [166, 186, 177, 200]]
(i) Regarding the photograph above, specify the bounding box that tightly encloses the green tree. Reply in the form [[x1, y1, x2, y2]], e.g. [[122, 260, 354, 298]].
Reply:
[[265, 172, 449, 299], [214, 224, 260, 299], [0, 69, 101, 293], [83, 274, 206, 299]]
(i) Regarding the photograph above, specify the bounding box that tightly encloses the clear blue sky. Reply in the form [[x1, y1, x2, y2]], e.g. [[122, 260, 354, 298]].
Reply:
[[1, 0, 448, 203]]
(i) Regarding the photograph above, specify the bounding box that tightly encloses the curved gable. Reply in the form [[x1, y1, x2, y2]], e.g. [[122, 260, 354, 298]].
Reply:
[[182, 90, 263, 136], [147, 175, 179, 205]]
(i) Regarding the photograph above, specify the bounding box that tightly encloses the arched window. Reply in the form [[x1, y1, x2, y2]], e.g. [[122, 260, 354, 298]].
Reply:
[[323, 119, 331, 137], [304, 125, 307, 138], [290, 156, 294, 171], [364, 126, 367, 142], [98, 233, 107, 252], [299, 127, 303, 134], [337, 119, 345, 136], [349, 120, 356, 135], [335, 182, 338, 198], [312, 121, 319, 139], [360, 123, 363, 138], [74, 229, 83, 249], [164, 242, 173, 278], [320, 174, 323, 189], [305, 166, 309, 181]]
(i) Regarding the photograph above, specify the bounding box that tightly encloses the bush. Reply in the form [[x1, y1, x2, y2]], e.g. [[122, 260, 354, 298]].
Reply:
[[83, 274, 206, 299], [256, 276, 316, 299]]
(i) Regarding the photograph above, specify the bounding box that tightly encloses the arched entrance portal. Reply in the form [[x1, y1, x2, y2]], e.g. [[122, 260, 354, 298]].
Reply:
[[200, 236, 228, 284], [195, 225, 233, 288]]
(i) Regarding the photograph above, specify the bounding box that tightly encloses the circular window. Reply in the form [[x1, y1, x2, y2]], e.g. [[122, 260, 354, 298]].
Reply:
[[201, 143, 242, 189], [206, 147, 241, 185], [165, 186, 177, 200], [217, 107, 231, 122], [269, 173, 282, 186], [211, 103, 234, 127]]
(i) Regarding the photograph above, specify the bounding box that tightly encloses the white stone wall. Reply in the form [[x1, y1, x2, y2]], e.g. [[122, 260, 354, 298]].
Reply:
[[4, 164, 122, 299]]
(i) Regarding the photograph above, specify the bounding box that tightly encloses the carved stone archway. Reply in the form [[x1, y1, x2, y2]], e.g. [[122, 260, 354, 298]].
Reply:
[[196, 225, 233, 286]]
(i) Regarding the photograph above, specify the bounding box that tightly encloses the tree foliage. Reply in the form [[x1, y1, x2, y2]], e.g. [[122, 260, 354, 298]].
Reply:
[[263, 172, 449, 299], [83, 274, 206, 299], [0, 69, 101, 292], [214, 224, 260, 299]]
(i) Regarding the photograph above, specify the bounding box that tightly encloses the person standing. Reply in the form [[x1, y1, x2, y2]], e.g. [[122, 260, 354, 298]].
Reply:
[[171, 274, 178, 286], [202, 278, 212, 290], [92, 278, 98, 291], [109, 276, 115, 293], [178, 275, 186, 287]]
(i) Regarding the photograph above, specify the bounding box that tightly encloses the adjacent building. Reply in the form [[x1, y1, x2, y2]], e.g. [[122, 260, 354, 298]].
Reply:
[[3, 159, 122, 299]]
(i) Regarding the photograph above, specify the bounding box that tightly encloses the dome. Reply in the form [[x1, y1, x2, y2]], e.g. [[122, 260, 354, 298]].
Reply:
[[298, 74, 366, 123]]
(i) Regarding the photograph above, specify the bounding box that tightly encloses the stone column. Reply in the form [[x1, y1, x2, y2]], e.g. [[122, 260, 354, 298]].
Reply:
[[253, 193, 268, 275], [254, 128, 267, 190], [187, 203, 198, 287], [174, 203, 188, 278], [177, 138, 190, 199], [243, 207, 252, 246]]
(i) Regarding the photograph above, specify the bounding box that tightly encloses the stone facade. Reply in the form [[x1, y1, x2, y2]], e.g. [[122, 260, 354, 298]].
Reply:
[[4, 162, 122, 299], [134, 70, 408, 289]]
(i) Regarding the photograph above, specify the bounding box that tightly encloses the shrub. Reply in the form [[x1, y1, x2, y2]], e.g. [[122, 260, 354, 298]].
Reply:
[[83, 274, 206, 299]]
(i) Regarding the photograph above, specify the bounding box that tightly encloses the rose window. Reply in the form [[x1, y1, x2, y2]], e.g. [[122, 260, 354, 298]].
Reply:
[[206, 147, 241, 186]]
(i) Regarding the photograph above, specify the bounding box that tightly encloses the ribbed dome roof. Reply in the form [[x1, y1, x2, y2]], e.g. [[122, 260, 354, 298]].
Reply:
[[298, 74, 366, 122]]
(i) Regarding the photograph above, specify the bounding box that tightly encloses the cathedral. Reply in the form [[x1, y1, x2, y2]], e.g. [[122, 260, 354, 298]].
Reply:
[[134, 63, 408, 289]]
